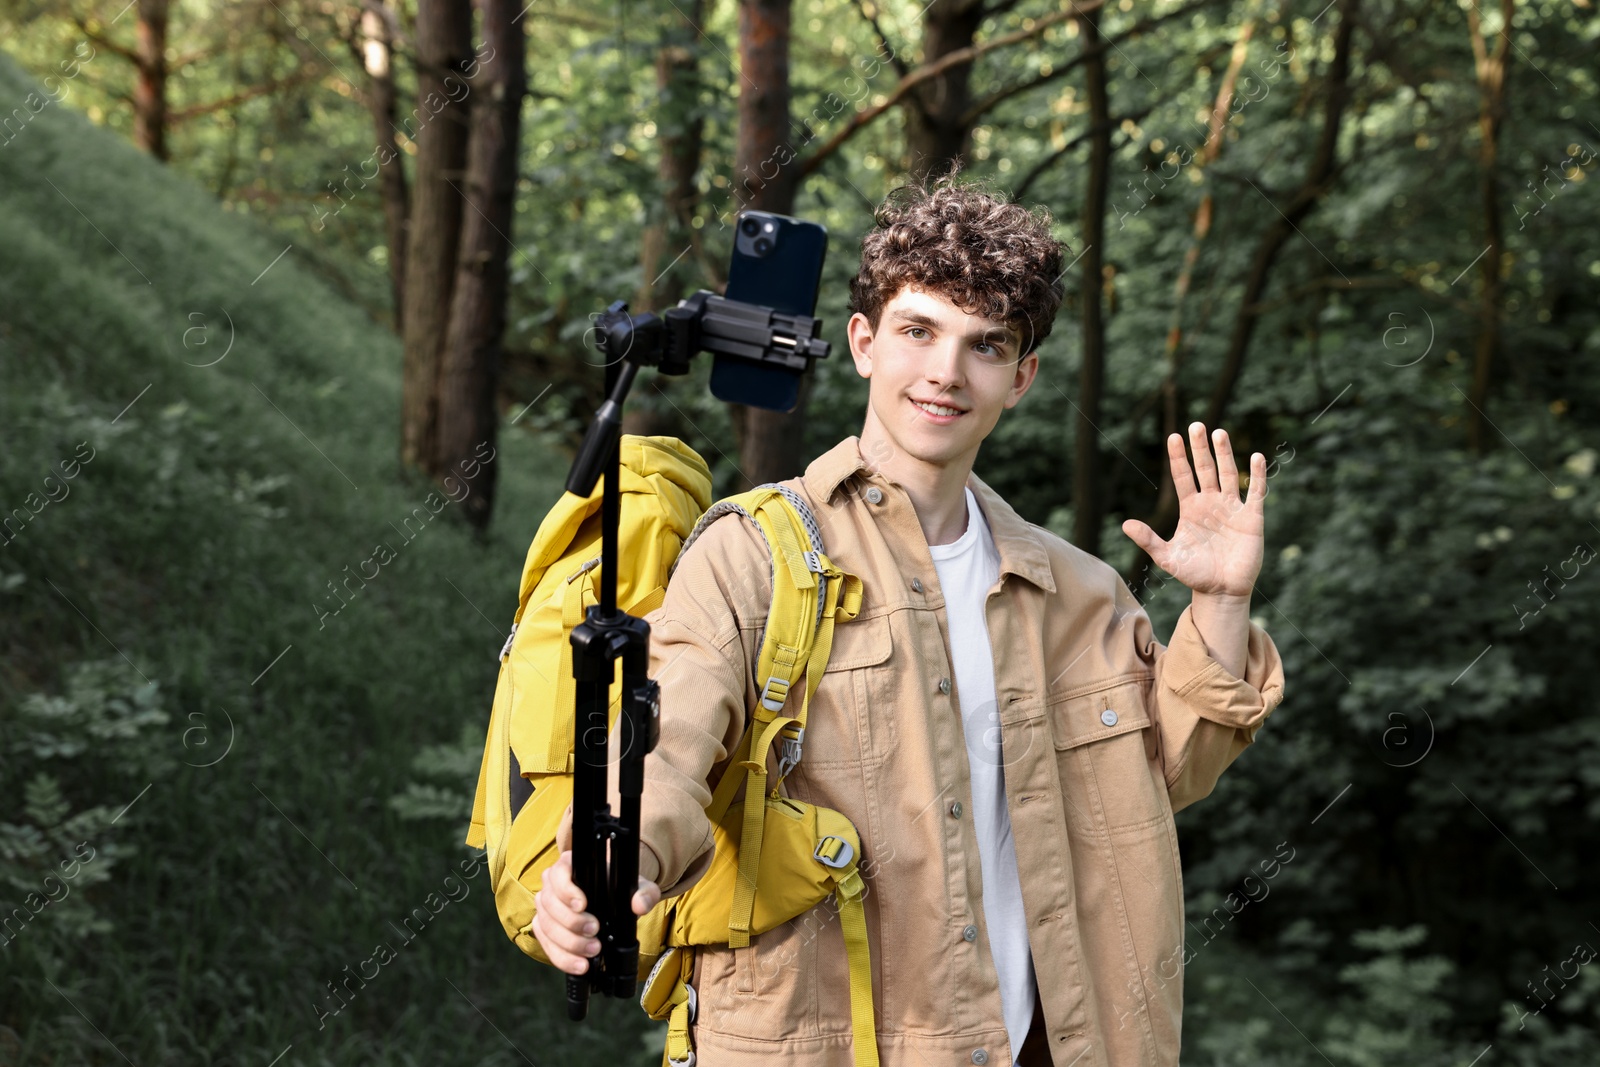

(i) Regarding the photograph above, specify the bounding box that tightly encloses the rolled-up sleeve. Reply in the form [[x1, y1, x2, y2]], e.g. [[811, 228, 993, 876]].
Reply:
[[1127, 595, 1287, 814], [556, 512, 766, 898]]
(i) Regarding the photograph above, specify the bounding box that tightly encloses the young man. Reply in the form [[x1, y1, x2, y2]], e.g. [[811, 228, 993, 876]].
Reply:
[[537, 175, 1286, 1067]]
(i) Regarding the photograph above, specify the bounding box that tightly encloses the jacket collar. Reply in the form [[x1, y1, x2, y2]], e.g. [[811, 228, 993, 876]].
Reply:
[[804, 435, 1058, 595]]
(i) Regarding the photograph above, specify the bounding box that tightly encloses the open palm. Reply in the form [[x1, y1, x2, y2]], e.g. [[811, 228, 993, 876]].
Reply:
[[1121, 422, 1266, 597]]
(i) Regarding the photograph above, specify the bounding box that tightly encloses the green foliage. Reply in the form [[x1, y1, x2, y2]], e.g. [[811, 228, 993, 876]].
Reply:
[[389, 722, 486, 825], [0, 659, 167, 966], [0, 45, 659, 1065], [2, 0, 1599, 1061], [1187, 922, 1600, 1066], [10, 658, 170, 761], [1322, 925, 1458, 1066]]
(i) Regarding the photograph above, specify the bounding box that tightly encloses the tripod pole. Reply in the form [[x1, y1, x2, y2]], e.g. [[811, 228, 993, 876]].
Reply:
[[558, 288, 826, 1020], [565, 352, 646, 1020]]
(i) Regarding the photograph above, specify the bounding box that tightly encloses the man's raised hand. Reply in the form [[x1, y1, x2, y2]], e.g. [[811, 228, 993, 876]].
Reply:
[[1120, 422, 1266, 598]]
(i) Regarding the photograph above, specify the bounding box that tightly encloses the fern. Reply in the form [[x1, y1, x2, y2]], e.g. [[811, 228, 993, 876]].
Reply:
[[0, 658, 169, 962]]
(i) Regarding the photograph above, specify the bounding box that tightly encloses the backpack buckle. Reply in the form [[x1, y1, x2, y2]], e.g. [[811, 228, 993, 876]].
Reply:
[[777, 727, 805, 778], [813, 835, 854, 869], [565, 556, 601, 584], [665, 984, 698, 1067], [803, 550, 823, 573], [758, 675, 790, 712]]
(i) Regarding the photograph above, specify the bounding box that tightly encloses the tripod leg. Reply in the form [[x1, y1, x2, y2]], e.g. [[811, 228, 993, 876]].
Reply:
[[567, 656, 610, 1019]]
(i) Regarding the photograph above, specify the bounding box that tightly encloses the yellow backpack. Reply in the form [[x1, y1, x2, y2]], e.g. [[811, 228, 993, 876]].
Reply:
[[465, 434, 880, 1067]]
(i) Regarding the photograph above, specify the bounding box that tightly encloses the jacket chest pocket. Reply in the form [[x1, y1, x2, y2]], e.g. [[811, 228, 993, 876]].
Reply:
[[1048, 675, 1168, 834], [792, 612, 894, 769]]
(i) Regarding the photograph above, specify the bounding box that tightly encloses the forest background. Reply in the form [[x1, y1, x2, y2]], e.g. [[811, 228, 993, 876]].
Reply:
[[1, 0, 1597, 1063]]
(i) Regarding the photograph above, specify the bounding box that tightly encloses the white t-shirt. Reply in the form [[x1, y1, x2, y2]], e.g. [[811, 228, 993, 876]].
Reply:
[[926, 485, 1039, 1059]]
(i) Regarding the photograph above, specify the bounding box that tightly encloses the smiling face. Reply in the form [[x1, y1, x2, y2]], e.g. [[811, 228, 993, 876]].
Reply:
[[848, 283, 1040, 477]]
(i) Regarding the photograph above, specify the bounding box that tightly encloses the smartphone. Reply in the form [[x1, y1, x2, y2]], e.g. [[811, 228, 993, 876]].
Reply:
[[711, 211, 828, 413]]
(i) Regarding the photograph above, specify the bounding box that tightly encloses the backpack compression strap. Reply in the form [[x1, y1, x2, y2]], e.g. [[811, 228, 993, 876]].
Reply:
[[816, 806, 880, 1067]]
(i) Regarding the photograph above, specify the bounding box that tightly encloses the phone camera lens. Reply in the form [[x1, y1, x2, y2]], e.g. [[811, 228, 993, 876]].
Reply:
[[740, 217, 761, 237], [753, 236, 773, 256]]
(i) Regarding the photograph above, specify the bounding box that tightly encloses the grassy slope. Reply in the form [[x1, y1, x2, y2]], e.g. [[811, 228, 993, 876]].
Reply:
[[0, 51, 660, 1066]]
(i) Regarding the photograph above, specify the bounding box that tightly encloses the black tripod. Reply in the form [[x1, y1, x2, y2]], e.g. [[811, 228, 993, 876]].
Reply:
[[561, 291, 830, 1019]]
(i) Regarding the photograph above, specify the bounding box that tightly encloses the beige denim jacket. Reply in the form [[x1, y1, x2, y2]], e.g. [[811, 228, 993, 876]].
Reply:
[[578, 434, 1286, 1067]]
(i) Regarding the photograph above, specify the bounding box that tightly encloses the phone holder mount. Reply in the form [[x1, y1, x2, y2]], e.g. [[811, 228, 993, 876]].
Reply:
[[561, 291, 829, 1021]]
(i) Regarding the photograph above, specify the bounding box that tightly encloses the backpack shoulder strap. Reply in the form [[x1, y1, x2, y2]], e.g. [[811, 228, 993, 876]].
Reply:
[[680, 482, 862, 949], [677, 484, 861, 790]]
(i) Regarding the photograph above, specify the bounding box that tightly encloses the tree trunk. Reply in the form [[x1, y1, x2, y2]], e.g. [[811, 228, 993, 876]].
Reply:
[[1159, 7, 1257, 441], [1133, 8, 1257, 586], [796, 0, 1114, 183], [625, 2, 707, 439], [133, 0, 170, 161], [732, 0, 797, 215], [642, 6, 706, 305], [1071, 3, 1111, 557], [727, 0, 805, 489], [905, 0, 985, 182], [435, 0, 525, 532], [1124, 0, 1359, 594], [399, 0, 474, 472], [1465, 0, 1513, 455], [1202, 0, 1356, 432], [360, 0, 410, 332]]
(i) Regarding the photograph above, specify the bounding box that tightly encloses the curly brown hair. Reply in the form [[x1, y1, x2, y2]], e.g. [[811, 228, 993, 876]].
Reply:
[[847, 167, 1068, 356]]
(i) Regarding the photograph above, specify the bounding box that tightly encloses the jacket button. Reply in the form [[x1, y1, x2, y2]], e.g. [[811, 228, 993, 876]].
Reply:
[[1101, 708, 1118, 726], [950, 800, 963, 818], [865, 486, 884, 504], [972, 1050, 989, 1065], [939, 677, 952, 695], [911, 577, 923, 593], [962, 924, 978, 942]]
